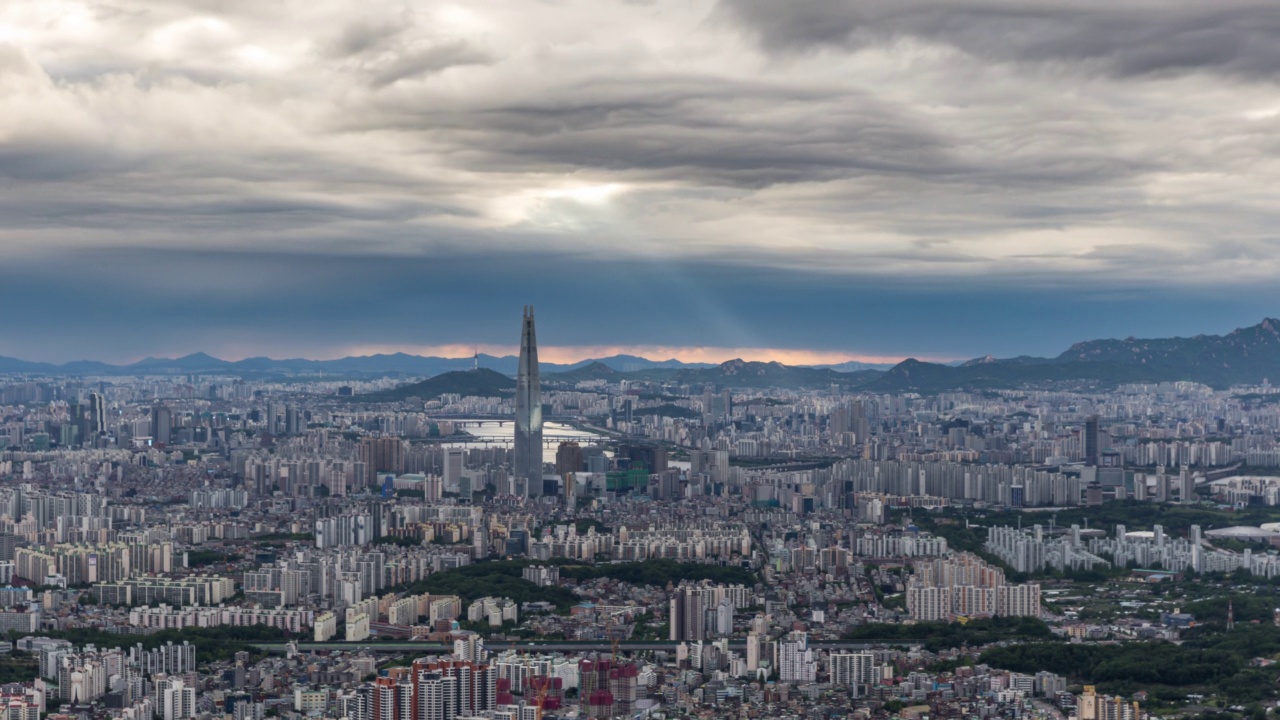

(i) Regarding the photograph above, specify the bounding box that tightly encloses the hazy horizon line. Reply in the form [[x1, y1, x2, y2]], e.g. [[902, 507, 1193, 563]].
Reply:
[[5, 344, 963, 368], [338, 344, 955, 366]]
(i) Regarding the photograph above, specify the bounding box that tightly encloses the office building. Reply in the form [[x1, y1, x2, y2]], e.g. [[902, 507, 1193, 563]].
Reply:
[[444, 449, 465, 494], [151, 406, 172, 446], [1085, 415, 1100, 466]]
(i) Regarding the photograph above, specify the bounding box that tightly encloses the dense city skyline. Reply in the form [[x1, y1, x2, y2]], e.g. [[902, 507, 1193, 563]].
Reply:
[[7, 1, 1280, 718], [5, 329, 1280, 720]]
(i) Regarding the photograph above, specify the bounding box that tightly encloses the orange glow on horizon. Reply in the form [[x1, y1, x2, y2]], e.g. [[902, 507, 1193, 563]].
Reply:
[[323, 343, 955, 366]]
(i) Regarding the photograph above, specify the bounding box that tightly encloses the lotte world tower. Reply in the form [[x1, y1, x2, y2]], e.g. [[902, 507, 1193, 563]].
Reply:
[[513, 305, 543, 497]]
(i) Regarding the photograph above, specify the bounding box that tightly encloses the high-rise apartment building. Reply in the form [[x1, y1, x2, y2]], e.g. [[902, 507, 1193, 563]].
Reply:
[[361, 438, 404, 484], [619, 442, 667, 474], [159, 677, 196, 720], [830, 651, 875, 691], [411, 659, 496, 720], [555, 442, 583, 476], [669, 586, 705, 642], [778, 631, 816, 683]]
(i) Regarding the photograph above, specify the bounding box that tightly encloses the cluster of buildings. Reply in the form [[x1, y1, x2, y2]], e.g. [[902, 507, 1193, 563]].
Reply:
[[0, 311, 1271, 719], [988, 521, 1280, 577], [668, 583, 756, 642], [906, 553, 1042, 621]]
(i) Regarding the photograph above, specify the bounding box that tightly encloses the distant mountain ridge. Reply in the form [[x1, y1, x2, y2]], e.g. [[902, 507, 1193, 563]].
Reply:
[[0, 349, 880, 379], [0, 352, 718, 378], [542, 358, 878, 389], [547, 361, 622, 383], [4, 318, 1280, 391], [1057, 318, 1280, 375], [868, 318, 1280, 392], [810, 360, 899, 372]]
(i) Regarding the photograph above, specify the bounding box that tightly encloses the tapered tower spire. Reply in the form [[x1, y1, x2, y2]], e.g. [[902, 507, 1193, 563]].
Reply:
[[514, 305, 543, 497]]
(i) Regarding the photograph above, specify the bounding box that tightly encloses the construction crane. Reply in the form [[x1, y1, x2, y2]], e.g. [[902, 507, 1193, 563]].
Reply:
[[534, 678, 550, 720], [606, 613, 625, 663]]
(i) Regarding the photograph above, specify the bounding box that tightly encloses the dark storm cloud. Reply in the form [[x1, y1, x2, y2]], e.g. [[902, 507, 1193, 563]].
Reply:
[[372, 78, 958, 187], [717, 0, 1280, 79]]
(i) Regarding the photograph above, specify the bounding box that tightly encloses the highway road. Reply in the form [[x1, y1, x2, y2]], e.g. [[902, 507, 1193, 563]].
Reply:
[[255, 640, 921, 654]]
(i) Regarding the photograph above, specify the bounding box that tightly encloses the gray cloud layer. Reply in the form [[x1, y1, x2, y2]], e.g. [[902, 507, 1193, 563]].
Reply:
[[2, 0, 1279, 359], [722, 0, 1280, 78]]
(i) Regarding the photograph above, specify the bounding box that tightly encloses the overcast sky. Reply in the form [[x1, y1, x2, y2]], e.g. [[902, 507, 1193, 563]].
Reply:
[[4, 0, 1280, 363]]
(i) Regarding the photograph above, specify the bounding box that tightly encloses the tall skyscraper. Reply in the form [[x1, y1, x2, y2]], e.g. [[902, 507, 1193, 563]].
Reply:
[[151, 405, 172, 446], [619, 442, 668, 474], [443, 448, 465, 493], [285, 405, 302, 436], [266, 401, 282, 435], [556, 441, 584, 507], [87, 392, 106, 436], [778, 631, 816, 683], [1180, 468, 1195, 504], [669, 586, 705, 642], [360, 437, 404, 484], [830, 651, 874, 692], [513, 306, 543, 497], [159, 677, 196, 720], [556, 441, 584, 476], [1084, 414, 1100, 466]]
